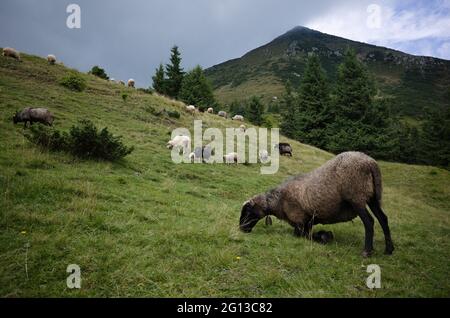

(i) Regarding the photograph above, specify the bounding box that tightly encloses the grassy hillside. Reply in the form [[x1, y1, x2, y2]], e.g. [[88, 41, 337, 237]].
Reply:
[[205, 27, 450, 118], [0, 51, 449, 297]]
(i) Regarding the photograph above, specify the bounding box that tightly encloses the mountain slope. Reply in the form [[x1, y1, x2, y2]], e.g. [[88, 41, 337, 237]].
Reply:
[[0, 51, 449, 297], [205, 26, 450, 117]]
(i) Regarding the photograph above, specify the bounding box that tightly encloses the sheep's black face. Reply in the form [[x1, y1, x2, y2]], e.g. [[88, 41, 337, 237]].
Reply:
[[12, 113, 19, 124], [239, 201, 264, 233]]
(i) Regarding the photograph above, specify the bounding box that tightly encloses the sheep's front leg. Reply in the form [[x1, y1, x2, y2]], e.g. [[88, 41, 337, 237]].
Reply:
[[293, 224, 309, 237]]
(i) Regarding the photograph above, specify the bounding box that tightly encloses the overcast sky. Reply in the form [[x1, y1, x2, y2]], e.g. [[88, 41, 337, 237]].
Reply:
[[1, 0, 449, 87]]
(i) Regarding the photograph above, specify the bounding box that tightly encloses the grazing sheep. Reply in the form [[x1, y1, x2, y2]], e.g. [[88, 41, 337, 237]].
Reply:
[[224, 152, 238, 164], [2, 47, 20, 60], [110, 78, 115, 82], [119, 80, 125, 86], [239, 124, 246, 132], [186, 105, 196, 114], [275, 143, 292, 156], [13, 107, 54, 127], [218, 111, 227, 118], [167, 135, 190, 154], [207, 107, 214, 114], [189, 145, 214, 163], [259, 150, 269, 163], [202, 145, 213, 162], [47, 54, 56, 65], [127, 79, 135, 88], [232, 115, 244, 121], [239, 151, 394, 257]]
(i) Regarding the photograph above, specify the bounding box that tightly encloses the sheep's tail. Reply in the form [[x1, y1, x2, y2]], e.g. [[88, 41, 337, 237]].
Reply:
[[370, 161, 383, 205]]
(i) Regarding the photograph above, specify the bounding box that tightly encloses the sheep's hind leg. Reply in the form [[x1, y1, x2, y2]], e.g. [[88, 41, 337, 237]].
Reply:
[[353, 204, 374, 257], [368, 200, 394, 255]]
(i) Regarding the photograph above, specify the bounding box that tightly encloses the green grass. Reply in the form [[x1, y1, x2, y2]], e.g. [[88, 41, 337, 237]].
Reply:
[[1, 51, 449, 297]]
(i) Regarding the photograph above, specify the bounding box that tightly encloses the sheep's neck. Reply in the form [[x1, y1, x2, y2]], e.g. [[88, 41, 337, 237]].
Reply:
[[263, 189, 283, 219]]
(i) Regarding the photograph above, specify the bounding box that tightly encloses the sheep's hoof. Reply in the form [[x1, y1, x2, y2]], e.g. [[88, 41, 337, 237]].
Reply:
[[362, 250, 373, 258], [384, 246, 394, 255]]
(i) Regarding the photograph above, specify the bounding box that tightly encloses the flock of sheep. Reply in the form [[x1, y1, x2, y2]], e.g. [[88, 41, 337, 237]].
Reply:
[[4, 46, 394, 257], [3, 47, 136, 88]]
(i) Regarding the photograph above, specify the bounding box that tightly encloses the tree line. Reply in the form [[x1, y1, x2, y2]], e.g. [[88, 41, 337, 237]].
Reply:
[[149, 46, 448, 169], [152, 46, 216, 111], [279, 49, 449, 169]]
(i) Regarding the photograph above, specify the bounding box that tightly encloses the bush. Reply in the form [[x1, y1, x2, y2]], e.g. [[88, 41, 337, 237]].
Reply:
[[25, 124, 69, 152], [25, 121, 133, 161], [69, 120, 133, 160], [60, 72, 86, 92], [167, 110, 180, 119], [121, 93, 128, 102], [89, 65, 109, 80]]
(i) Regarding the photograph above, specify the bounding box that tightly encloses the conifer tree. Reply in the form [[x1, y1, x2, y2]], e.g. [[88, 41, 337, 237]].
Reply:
[[247, 96, 264, 126], [179, 65, 215, 110], [165, 46, 184, 98], [280, 81, 297, 138], [295, 54, 331, 148], [152, 63, 166, 94]]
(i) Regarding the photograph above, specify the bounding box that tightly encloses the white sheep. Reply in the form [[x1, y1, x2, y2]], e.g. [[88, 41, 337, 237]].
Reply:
[[2, 47, 20, 60], [127, 79, 135, 88], [167, 135, 191, 154], [47, 54, 56, 65], [232, 115, 244, 121], [259, 150, 269, 163], [119, 80, 125, 86], [224, 152, 238, 164], [186, 105, 196, 114], [218, 111, 227, 118], [207, 107, 214, 114]]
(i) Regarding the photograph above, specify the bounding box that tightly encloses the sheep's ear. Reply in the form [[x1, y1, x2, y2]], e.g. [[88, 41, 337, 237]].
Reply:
[[265, 216, 273, 226]]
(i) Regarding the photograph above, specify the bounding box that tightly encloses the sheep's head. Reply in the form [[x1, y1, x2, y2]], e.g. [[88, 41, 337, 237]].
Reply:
[[166, 141, 174, 149], [12, 111, 20, 124], [239, 196, 267, 233]]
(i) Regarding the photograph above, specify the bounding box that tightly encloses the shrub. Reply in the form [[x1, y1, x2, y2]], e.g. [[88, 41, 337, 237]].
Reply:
[[69, 120, 134, 160], [89, 65, 109, 80], [25, 124, 69, 152], [24, 121, 133, 161], [121, 93, 128, 102], [60, 72, 86, 92], [167, 110, 180, 119]]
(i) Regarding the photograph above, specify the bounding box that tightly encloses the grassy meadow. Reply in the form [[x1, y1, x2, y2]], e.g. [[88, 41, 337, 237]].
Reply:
[[0, 52, 449, 297]]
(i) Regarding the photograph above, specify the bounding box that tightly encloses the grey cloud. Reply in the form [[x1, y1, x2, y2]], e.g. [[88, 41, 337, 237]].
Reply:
[[0, 0, 377, 87]]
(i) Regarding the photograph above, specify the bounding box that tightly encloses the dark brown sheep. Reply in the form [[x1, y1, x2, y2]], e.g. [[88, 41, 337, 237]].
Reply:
[[239, 151, 394, 257], [13, 107, 54, 127], [275, 143, 292, 156]]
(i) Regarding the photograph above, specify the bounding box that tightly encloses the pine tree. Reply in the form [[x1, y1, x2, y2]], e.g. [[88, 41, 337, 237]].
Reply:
[[165, 46, 184, 98], [280, 81, 298, 138], [421, 107, 450, 168], [179, 65, 215, 110], [326, 48, 385, 154], [295, 54, 331, 148], [152, 63, 166, 94], [229, 100, 246, 117], [333, 49, 376, 121], [247, 96, 264, 126]]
